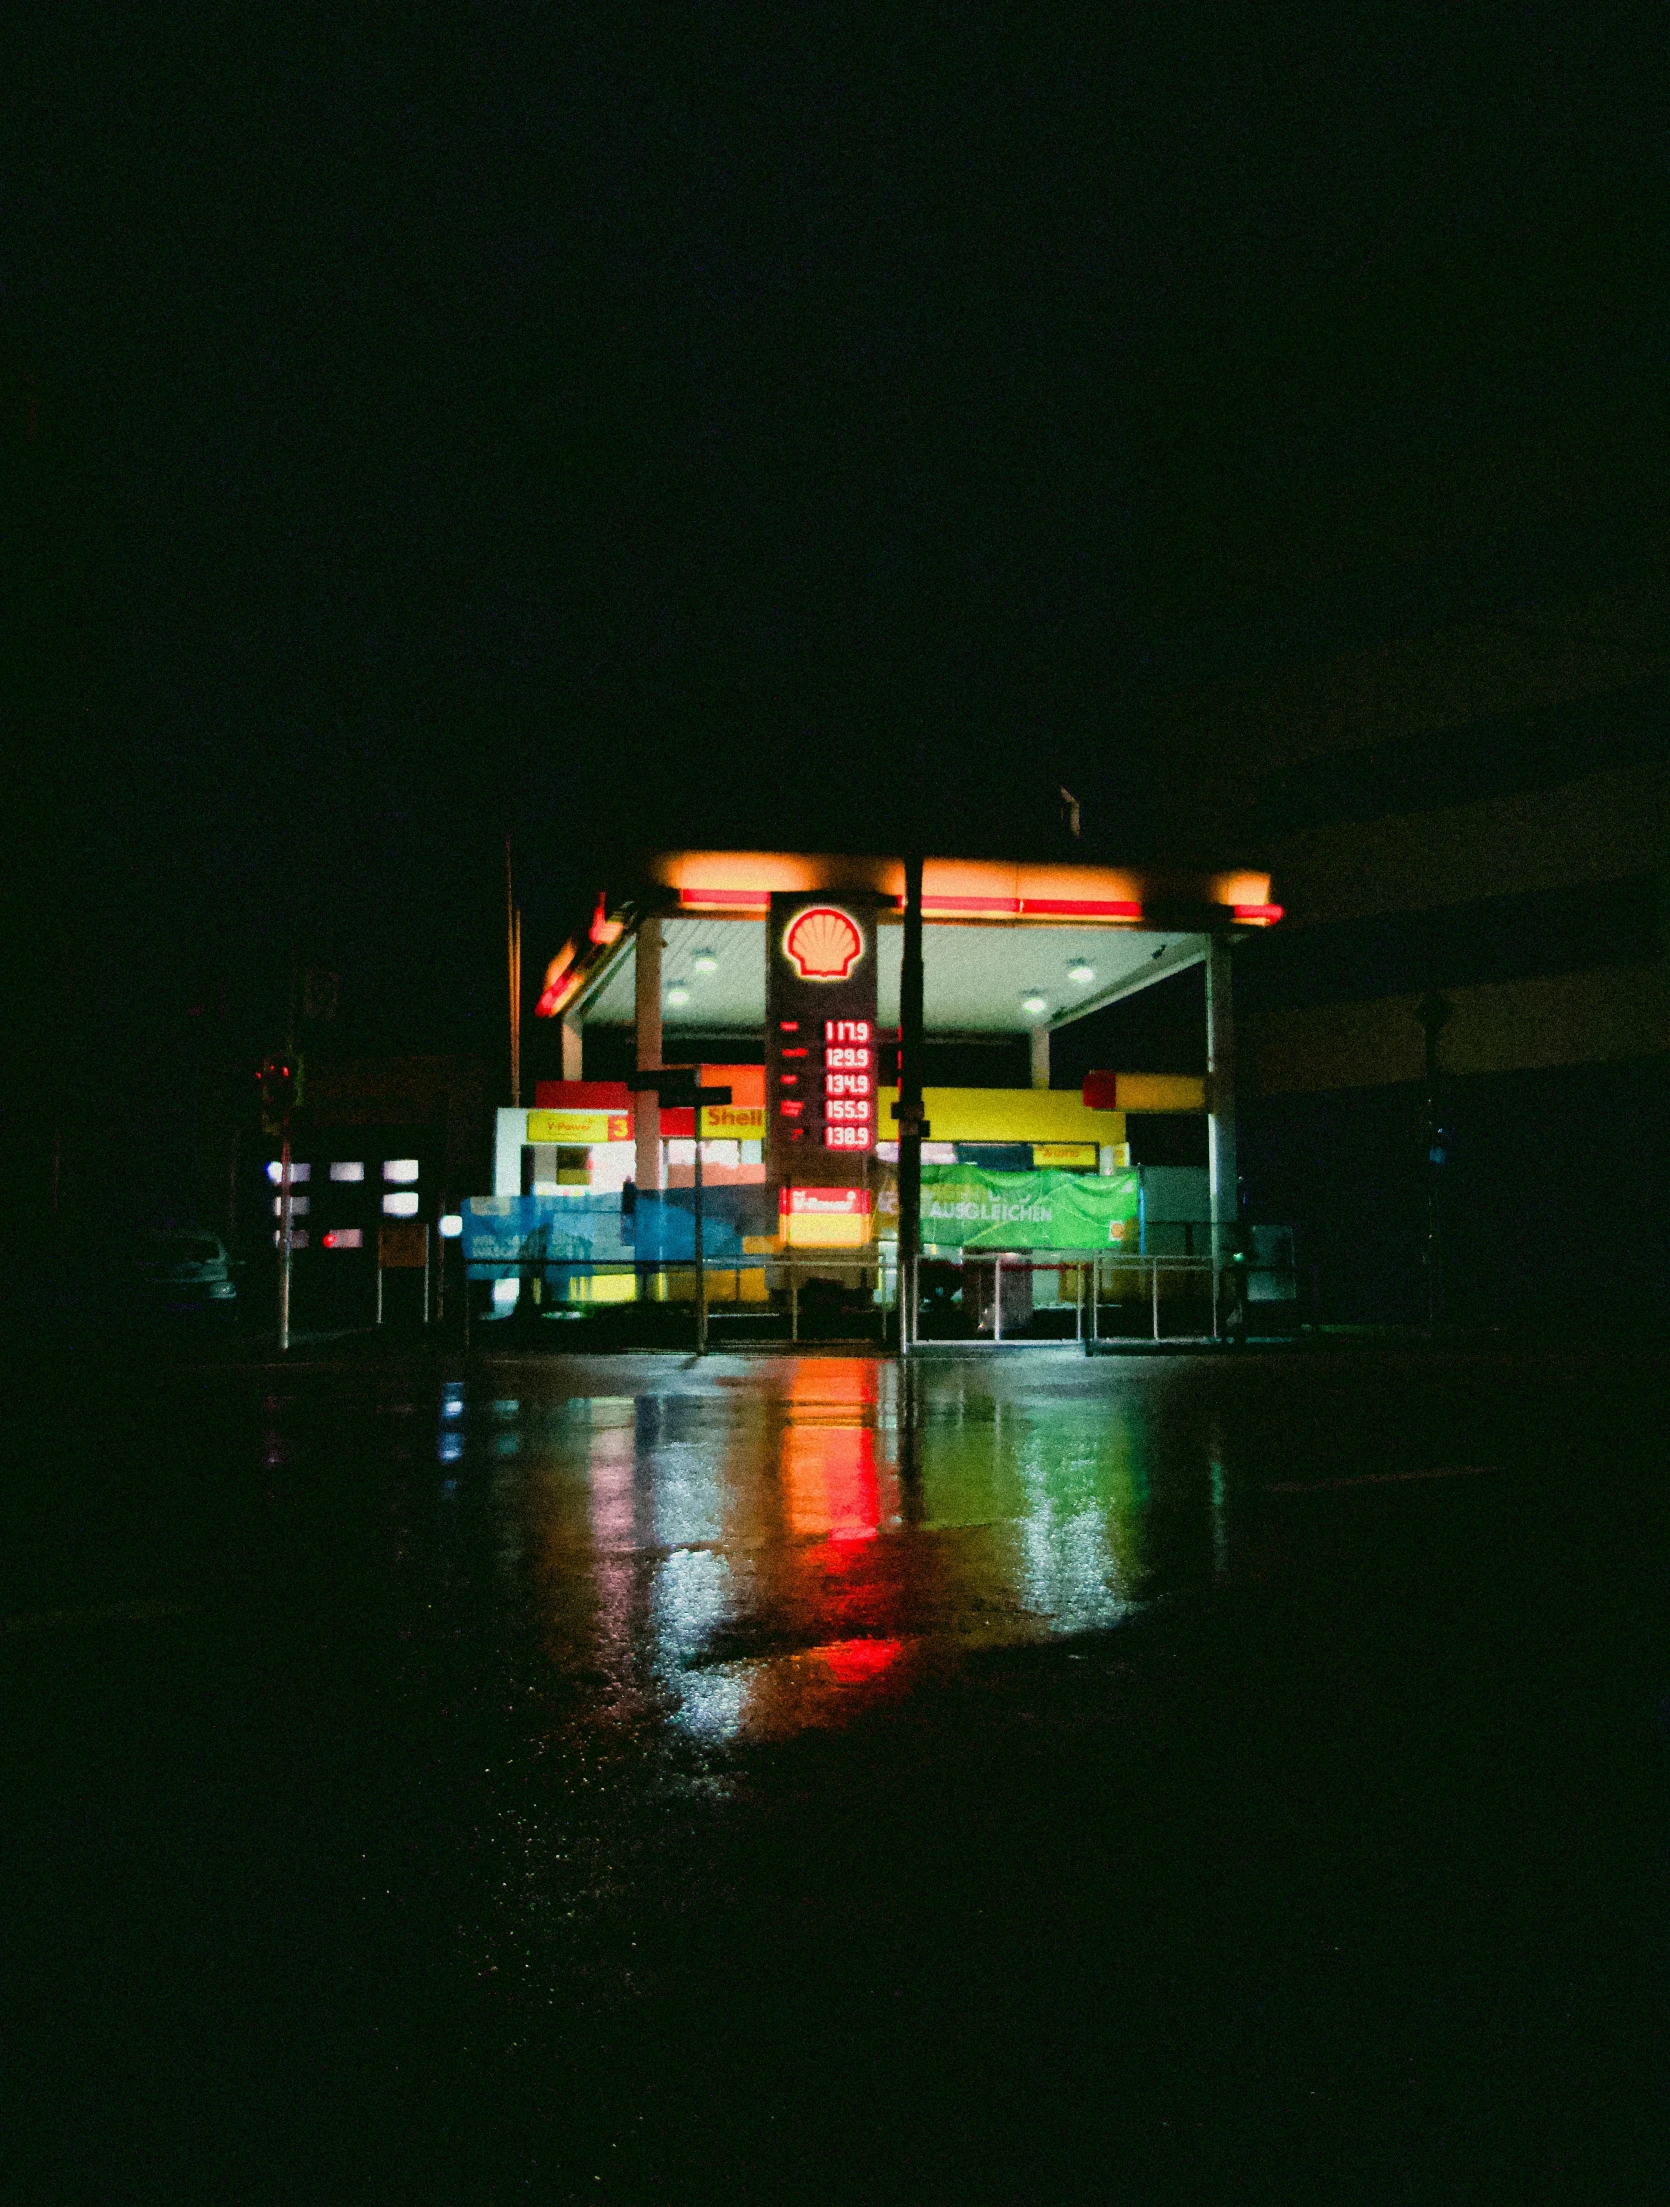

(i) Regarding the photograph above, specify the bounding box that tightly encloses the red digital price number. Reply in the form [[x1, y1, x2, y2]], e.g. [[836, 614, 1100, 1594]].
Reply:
[[821, 1019, 874, 1150]]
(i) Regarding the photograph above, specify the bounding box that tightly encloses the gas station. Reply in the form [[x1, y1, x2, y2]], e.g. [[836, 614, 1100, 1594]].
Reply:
[[468, 851, 1285, 1342]]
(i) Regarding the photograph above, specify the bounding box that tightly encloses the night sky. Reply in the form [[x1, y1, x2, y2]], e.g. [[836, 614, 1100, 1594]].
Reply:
[[9, 2, 1662, 1088]]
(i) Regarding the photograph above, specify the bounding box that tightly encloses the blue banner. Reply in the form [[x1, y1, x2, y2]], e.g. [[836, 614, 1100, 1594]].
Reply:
[[462, 1189, 771, 1271], [462, 1195, 633, 1267]]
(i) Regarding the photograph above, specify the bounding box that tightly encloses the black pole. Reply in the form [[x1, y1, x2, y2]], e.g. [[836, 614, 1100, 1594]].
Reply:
[[1424, 1025, 1441, 1336], [1414, 993, 1451, 1337], [897, 852, 925, 1353], [693, 1104, 706, 1356]]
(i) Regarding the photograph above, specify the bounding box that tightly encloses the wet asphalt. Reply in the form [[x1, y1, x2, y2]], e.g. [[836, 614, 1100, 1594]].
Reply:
[[3, 1343, 1666, 2204]]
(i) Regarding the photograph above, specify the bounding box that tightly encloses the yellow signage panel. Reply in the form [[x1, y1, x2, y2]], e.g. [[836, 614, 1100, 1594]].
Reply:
[[699, 1103, 766, 1138], [1113, 1074, 1205, 1113], [1032, 1143, 1099, 1169], [783, 1211, 871, 1249], [527, 1108, 631, 1144], [876, 1086, 1126, 1143]]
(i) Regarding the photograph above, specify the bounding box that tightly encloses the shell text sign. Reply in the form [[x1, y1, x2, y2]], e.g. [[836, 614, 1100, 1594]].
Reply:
[[782, 906, 864, 981]]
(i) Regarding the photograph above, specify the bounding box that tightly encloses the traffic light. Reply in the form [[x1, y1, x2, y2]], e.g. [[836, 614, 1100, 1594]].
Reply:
[[258, 1054, 304, 1135]]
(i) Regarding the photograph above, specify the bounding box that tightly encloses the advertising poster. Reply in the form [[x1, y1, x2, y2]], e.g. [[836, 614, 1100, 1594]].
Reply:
[[917, 1165, 1140, 1251]]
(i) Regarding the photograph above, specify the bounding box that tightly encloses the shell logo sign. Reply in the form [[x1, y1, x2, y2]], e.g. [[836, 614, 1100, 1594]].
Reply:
[[768, 891, 878, 1164], [781, 905, 864, 981]]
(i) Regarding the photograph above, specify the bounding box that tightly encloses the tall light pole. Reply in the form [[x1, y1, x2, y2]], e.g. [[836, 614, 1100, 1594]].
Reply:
[[278, 1122, 293, 1353], [894, 852, 926, 1354], [505, 835, 522, 1107], [1414, 993, 1452, 1336], [259, 1054, 301, 1353]]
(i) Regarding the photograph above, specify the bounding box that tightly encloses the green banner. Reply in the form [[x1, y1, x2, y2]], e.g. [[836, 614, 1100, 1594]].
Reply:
[[920, 1165, 1139, 1251]]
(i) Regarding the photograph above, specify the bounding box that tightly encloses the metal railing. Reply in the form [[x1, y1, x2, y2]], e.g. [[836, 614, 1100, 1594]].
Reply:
[[463, 1255, 894, 1349], [921, 1252, 1233, 1344], [1083, 1254, 1220, 1343], [458, 1243, 1299, 1349]]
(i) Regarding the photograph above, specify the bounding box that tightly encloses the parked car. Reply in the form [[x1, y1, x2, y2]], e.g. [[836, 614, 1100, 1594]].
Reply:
[[25, 1230, 239, 1346], [127, 1231, 240, 1325]]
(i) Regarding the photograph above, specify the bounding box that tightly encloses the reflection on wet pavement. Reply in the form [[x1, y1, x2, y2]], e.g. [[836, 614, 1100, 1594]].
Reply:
[[8, 1344, 1662, 2203], [426, 1355, 1211, 1746]]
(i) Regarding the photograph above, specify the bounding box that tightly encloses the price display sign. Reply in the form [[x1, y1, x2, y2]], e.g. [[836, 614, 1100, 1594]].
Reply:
[[767, 892, 880, 1174]]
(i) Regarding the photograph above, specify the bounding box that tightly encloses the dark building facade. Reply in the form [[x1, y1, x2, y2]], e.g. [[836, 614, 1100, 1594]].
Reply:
[[1118, 142, 1669, 1330], [1151, 581, 1668, 1329], [246, 1054, 490, 1330]]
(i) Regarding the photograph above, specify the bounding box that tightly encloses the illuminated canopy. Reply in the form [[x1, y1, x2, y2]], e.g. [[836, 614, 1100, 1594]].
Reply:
[[537, 850, 1280, 1036]]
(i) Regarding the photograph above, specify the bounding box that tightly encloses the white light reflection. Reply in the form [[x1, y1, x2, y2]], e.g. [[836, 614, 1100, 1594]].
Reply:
[[586, 1419, 638, 1546], [583, 1413, 642, 1705], [652, 1446, 728, 1550], [649, 1539, 741, 1741], [1210, 1454, 1229, 1577], [670, 1662, 749, 1743], [1012, 1410, 1133, 1635], [1016, 1505, 1126, 1634], [651, 1545, 732, 1667]]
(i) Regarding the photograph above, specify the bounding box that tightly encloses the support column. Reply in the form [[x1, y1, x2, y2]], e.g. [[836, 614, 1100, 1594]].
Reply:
[[561, 1014, 584, 1081], [1030, 1025, 1050, 1090], [1205, 934, 1237, 1258], [634, 916, 663, 1191], [896, 854, 925, 1354]]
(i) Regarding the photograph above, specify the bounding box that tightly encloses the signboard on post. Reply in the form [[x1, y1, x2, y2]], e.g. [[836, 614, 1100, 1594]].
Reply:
[[779, 1185, 872, 1249], [766, 891, 880, 1184], [378, 1221, 428, 1270]]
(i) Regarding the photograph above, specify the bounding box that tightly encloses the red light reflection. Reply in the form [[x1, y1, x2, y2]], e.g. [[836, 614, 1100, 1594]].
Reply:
[[819, 1636, 905, 1685], [784, 1362, 884, 1543]]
